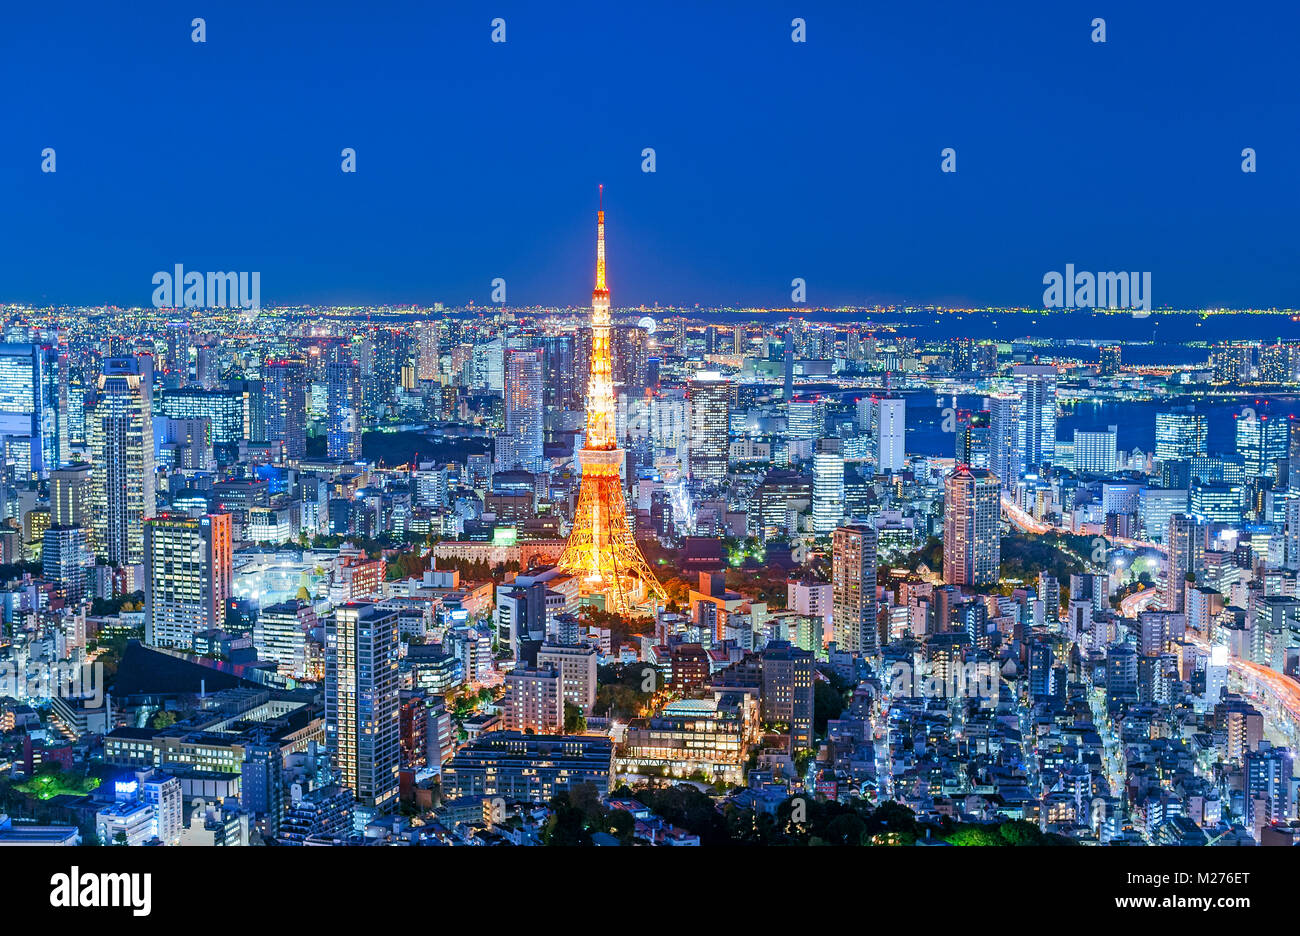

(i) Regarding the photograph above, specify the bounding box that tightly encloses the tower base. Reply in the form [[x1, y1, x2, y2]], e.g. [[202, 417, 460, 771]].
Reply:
[[558, 448, 666, 616]]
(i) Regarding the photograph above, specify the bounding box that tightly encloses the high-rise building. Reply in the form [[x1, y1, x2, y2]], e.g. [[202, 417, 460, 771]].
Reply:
[[788, 398, 822, 441], [143, 513, 233, 649], [43, 525, 92, 605], [1099, 345, 1122, 376], [1236, 412, 1288, 481], [0, 342, 65, 480], [264, 357, 308, 458], [955, 409, 991, 469], [832, 524, 879, 655], [156, 388, 244, 445], [1154, 411, 1208, 461], [50, 463, 92, 529], [90, 357, 155, 566], [325, 344, 362, 460], [415, 323, 441, 382], [811, 439, 845, 534], [498, 348, 545, 474], [988, 394, 1021, 489], [1073, 426, 1118, 475], [688, 371, 730, 484], [871, 395, 905, 473], [760, 641, 815, 751], [1165, 513, 1206, 613], [502, 666, 563, 733], [943, 466, 1001, 587], [326, 602, 400, 819], [1012, 364, 1057, 471]]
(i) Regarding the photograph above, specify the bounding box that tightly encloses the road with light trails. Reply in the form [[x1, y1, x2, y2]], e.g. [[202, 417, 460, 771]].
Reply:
[[1000, 494, 1168, 557], [1118, 586, 1160, 618]]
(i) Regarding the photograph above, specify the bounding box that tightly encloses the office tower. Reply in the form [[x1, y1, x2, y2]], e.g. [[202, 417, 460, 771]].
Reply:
[[1073, 426, 1118, 475], [264, 357, 308, 458], [498, 348, 545, 474], [955, 409, 991, 469], [832, 524, 879, 655], [943, 466, 1001, 587], [416, 323, 440, 381], [988, 394, 1021, 489], [254, 600, 316, 676], [556, 191, 666, 614], [760, 641, 815, 751], [502, 667, 563, 733], [1154, 411, 1208, 460], [90, 357, 156, 566], [157, 387, 244, 445], [325, 343, 362, 460], [43, 526, 91, 604], [49, 463, 92, 529], [1165, 513, 1206, 613], [611, 323, 650, 393], [1236, 412, 1288, 481], [871, 395, 905, 473], [812, 439, 845, 534], [158, 417, 213, 471], [143, 513, 232, 648], [540, 334, 578, 410], [227, 378, 266, 444], [0, 342, 63, 479], [326, 602, 400, 819], [687, 371, 731, 484], [1012, 364, 1057, 471], [1099, 345, 1121, 376], [789, 398, 823, 441]]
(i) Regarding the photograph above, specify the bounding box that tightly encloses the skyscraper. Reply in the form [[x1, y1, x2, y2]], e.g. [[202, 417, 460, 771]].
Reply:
[[0, 342, 64, 479], [1154, 411, 1208, 461], [90, 357, 155, 566], [988, 394, 1021, 489], [871, 395, 905, 473], [1073, 426, 1118, 475], [326, 343, 362, 460], [943, 466, 1001, 586], [326, 602, 400, 820], [264, 357, 308, 458], [143, 513, 233, 649], [1012, 364, 1057, 471], [832, 524, 879, 655], [1165, 513, 1206, 613], [1236, 412, 1288, 481], [812, 439, 845, 534], [498, 347, 544, 474], [687, 371, 730, 485], [955, 409, 991, 469]]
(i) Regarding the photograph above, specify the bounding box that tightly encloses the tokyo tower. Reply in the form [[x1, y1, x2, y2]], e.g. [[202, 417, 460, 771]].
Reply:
[[557, 187, 667, 614]]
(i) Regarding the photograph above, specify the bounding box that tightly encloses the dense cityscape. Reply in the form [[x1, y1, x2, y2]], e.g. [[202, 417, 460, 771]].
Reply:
[[0, 197, 1293, 859]]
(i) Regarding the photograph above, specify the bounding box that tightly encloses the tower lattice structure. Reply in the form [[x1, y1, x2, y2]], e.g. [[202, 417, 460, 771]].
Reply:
[[557, 188, 667, 614]]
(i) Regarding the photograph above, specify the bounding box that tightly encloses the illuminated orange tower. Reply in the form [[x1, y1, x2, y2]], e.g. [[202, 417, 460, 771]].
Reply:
[[558, 187, 666, 614]]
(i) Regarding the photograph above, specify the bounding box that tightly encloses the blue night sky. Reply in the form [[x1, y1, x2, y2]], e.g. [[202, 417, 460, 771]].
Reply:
[[1, 0, 1296, 310]]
